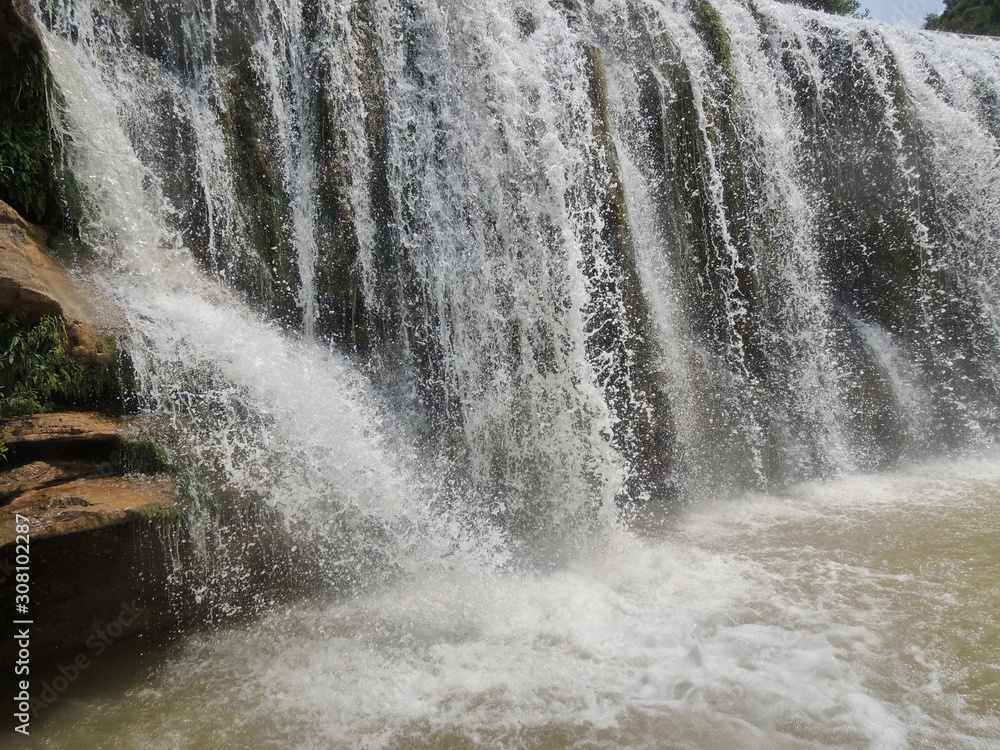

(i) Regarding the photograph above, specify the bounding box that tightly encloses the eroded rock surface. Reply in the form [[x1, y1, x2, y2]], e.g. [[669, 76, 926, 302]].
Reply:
[[0, 199, 111, 365], [0, 475, 176, 546], [0, 411, 125, 446], [0, 412, 176, 541], [0, 200, 181, 664], [0, 458, 102, 502]]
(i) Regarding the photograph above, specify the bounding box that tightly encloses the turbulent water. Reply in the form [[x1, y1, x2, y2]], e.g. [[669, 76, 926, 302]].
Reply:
[[18, 457, 1000, 747], [20, 0, 1000, 745]]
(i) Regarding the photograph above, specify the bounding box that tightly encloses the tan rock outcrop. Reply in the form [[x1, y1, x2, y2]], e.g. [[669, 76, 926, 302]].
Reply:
[[0, 475, 176, 546], [0, 195, 183, 666], [0, 412, 180, 665], [0, 458, 103, 502], [0, 411, 124, 446], [0, 199, 111, 365], [0, 411, 178, 542]]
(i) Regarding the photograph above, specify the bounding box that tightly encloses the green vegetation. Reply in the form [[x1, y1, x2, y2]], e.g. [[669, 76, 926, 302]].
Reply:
[[117, 437, 172, 475], [133, 502, 187, 528], [777, 0, 863, 15], [0, 313, 123, 417], [0, 42, 63, 226], [1, 313, 80, 417], [925, 0, 1000, 36]]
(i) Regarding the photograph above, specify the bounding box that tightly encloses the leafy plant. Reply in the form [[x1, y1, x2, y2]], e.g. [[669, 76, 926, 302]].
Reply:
[[0, 43, 63, 226], [0, 312, 135, 418], [0, 313, 80, 417]]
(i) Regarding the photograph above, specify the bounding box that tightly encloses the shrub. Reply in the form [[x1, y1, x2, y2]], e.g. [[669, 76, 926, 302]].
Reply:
[[0, 43, 63, 226], [0, 313, 80, 417]]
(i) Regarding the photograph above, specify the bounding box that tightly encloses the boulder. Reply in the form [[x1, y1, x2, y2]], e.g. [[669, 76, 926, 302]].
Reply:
[[0, 199, 112, 366]]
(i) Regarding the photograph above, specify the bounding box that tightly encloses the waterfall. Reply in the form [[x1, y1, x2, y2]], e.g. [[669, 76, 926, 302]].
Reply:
[[29, 0, 1000, 550], [14, 1, 1000, 746]]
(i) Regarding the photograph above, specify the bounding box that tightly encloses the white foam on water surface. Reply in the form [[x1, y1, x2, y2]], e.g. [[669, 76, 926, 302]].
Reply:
[[22, 456, 999, 749]]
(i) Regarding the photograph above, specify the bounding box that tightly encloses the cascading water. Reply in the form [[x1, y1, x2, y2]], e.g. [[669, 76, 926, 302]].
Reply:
[[34, 0, 1000, 508], [16, 0, 1000, 746]]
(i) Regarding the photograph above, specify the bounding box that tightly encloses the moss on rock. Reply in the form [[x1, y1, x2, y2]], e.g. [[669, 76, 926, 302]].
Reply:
[[695, 1, 733, 77], [579, 44, 678, 505]]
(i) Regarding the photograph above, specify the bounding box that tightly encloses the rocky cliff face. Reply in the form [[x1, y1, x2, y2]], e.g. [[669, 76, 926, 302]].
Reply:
[[1, 0, 188, 662], [0, 202, 112, 365], [0, 0, 64, 226], [6, 0, 1000, 664], [0, 196, 314, 664], [0, 199, 182, 663]]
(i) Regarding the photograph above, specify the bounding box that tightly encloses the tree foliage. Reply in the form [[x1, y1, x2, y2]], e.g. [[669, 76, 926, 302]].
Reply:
[[925, 0, 1000, 36], [778, 0, 863, 16]]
